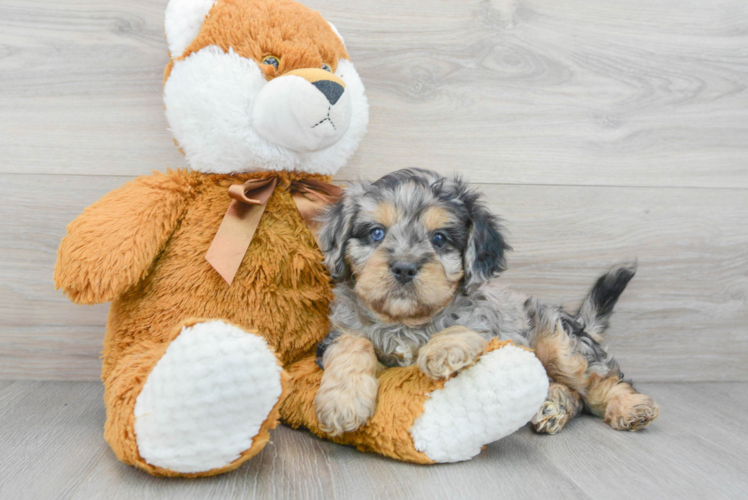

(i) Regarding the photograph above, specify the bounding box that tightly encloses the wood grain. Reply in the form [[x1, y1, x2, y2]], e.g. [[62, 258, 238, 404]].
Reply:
[[2, 0, 747, 496], [1, 174, 746, 381], [1, 0, 747, 187], [1, 0, 747, 381], [0, 381, 745, 499]]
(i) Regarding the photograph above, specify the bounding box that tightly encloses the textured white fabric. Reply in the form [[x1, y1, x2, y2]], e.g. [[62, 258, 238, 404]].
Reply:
[[133, 320, 283, 473], [410, 345, 549, 463], [252, 74, 351, 152], [164, 46, 368, 175], [164, 0, 216, 58]]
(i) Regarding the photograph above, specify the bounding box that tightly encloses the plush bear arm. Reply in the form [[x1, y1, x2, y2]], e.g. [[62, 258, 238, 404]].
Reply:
[[54, 171, 191, 305]]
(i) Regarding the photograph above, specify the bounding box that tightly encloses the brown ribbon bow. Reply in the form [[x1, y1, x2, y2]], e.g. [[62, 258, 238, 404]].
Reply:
[[205, 177, 343, 285]]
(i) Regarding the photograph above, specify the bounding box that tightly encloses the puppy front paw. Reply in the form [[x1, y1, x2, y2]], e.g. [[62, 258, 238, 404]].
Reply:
[[314, 375, 379, 437], [417, 327, 488, 380]]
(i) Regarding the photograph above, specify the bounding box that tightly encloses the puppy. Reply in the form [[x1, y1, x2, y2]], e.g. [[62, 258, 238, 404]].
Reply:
[[314, 169, 659, 437]]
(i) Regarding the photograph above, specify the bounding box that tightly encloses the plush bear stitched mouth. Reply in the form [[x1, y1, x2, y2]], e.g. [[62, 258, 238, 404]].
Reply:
[[252, 69, 352, 153]]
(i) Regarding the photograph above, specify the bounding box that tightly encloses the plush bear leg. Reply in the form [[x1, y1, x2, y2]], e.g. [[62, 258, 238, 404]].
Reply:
[[103, 318, 287, 477], [280, 339, 548, 464]]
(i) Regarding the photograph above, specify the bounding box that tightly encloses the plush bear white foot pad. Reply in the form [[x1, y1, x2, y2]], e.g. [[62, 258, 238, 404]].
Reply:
[[410, 344, 549, 463], [133, 320, 283, 473]]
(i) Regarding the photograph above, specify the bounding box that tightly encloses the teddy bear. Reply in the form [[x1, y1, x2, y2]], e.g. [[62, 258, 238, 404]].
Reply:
[[54, 0, 549, 477]]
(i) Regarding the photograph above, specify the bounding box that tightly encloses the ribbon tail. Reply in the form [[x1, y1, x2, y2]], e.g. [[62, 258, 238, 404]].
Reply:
[[206, 201, 267, 285], [206, 179, 277, 285]]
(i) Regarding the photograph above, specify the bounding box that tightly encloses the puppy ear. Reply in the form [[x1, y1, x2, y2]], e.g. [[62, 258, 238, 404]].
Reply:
[[463, 195, 511, 290], [318, 183, 364, 281], [165, 0, 216, 59]]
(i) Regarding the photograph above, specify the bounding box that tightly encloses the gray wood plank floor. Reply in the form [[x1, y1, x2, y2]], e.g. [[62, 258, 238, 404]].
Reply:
[[1, 381, 746, 500]]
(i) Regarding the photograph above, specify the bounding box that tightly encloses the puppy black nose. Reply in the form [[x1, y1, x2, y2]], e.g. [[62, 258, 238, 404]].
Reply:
[[390, 262, 421, 284], [311, 80, 344, 105]]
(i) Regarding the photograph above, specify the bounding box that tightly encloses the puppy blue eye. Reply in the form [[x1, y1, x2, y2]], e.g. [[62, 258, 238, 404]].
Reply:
[[322, 63, 332, 72], [431, 232, 447, 248], [370, 228, 385, 242]]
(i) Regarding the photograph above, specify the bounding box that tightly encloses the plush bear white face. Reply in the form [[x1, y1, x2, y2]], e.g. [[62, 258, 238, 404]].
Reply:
[[163, 0, 369, 176]]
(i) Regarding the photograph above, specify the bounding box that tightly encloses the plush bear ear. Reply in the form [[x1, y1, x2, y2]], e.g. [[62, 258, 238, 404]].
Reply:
[[165, 0, 217, 59], [327, 21, 346, 48]]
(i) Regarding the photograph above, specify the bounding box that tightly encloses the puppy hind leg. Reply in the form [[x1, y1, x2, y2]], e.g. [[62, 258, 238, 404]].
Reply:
[[567, 318, 660, 431], [532, 314, 659, 432], [527, 319, 588, 434], [532, 381, 583, 434], [532, 319, 590, 393], [585, 374, 659, 431]]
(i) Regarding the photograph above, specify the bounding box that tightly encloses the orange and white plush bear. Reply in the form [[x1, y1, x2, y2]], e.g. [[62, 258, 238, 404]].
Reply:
[[54, 0, 548, 477]]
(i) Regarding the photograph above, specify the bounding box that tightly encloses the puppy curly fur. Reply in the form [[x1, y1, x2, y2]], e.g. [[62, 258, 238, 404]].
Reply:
[[416, 326, 488, 380], [313, 334, 381, 436], [314, 169, 659, 435]]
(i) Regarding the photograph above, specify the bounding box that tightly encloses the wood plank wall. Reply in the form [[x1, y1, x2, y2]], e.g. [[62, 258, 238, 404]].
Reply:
[[1, 0, 746, 381]]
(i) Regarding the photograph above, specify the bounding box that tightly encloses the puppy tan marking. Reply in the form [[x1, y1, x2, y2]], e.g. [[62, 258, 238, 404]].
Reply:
[[353, 248, 455, 326], [417, 260, 463, 308], [417, 326, 488, 380], [315, 334, 380, 436], [421, 205, 453, 232], [532, 321, 589, 391], [373, 201, 401, 227], [352, 246, 396, 311]]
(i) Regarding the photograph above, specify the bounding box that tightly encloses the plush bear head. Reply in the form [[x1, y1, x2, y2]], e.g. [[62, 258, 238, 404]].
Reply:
[[163, 0, 369, 175]]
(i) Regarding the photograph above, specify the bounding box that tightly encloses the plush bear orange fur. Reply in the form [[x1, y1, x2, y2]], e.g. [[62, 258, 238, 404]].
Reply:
[[55, 0, 548, 477]]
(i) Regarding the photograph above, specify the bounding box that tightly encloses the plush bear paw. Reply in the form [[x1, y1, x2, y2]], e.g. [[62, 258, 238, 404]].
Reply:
[[133, 320, 283, 474], [409, 344, 548, 463]]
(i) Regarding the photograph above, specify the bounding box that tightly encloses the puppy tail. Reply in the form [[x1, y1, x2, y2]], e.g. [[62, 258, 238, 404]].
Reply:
[[576, 261, 637, 341]]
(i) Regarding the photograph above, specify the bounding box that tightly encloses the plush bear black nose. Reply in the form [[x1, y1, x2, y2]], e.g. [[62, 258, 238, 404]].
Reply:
[[390, 262, 421, 284], [311, 80, 345, 105]]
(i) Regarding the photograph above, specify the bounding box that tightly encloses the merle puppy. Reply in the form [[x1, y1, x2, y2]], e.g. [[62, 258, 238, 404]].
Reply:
[[314, 168, 659, 437]]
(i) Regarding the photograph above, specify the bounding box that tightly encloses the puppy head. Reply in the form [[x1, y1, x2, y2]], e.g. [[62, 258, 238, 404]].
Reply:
[[319, 169, 510, 325]]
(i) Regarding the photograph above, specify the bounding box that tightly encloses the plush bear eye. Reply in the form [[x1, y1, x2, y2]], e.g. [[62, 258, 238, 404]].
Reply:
[[262, 56, 280, 70], [370, 228, 385, 242], [431, 232, 447, 249], [321, 63, 332, 72]]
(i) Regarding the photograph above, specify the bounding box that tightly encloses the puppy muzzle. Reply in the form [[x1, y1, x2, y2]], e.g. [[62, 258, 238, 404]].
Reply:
[[252, 68, 352, 153]]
